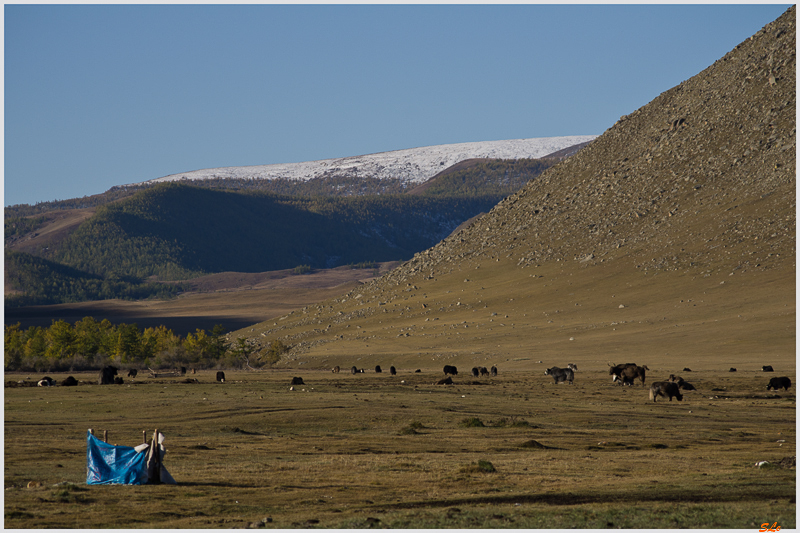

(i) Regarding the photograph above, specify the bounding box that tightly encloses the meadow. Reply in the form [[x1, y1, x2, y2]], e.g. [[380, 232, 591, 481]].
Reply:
[[4, 367, 795, 528]]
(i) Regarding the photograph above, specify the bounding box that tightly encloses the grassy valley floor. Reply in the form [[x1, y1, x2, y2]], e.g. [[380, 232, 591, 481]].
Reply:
[[4, 368, 795, 528]]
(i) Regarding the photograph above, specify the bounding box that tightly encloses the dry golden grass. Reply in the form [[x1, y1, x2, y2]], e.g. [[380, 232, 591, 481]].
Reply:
[[4, 366, 795, 529]]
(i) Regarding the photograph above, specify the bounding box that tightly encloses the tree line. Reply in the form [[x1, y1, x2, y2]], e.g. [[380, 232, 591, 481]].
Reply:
[[4, 318, 283, 373]]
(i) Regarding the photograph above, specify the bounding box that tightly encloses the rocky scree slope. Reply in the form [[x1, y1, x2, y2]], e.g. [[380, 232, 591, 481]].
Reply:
[[387, 6, 795, 281], [238, 8, 795, 361]]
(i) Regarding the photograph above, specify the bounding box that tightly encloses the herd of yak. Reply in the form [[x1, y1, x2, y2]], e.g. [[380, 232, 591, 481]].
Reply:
[[28, 362, 792, 403], [539, 362, 792, 403]]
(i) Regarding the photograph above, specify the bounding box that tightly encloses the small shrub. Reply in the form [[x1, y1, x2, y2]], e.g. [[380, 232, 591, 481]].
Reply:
[[51, 483, 89, 504], [461, 460, 497, 474], [491, 417, 531, 428], [477, 460, 496, 473], [520, 439, 547, 449], [460, 417, 485, 428]]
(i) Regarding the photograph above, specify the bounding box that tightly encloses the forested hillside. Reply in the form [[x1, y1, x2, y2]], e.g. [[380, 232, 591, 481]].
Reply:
[[4, 250, 181, 307]]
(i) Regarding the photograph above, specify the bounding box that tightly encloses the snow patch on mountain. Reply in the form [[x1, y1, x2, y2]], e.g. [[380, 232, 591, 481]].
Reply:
[[139, 136, 597, 185]]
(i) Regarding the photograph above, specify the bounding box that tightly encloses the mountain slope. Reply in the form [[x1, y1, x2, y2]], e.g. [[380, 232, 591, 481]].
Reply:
[[236, 7, 795, 372]]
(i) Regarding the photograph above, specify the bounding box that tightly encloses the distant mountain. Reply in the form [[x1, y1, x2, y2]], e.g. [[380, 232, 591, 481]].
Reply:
[[138, 136, 597, 186], [6, 146, 592, 304]]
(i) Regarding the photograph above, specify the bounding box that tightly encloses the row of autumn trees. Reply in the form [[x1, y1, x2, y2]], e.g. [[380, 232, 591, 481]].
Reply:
[[4, 317, 285, 373]]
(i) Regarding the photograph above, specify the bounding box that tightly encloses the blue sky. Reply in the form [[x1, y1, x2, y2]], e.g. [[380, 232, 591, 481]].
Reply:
[[4, 3, 791, 206]]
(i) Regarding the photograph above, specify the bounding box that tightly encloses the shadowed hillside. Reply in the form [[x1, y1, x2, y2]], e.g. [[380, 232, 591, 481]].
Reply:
[[235, 7, 795, 373]]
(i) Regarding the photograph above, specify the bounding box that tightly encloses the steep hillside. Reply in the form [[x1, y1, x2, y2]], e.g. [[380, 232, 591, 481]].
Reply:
[[235, 7, 795, 373]]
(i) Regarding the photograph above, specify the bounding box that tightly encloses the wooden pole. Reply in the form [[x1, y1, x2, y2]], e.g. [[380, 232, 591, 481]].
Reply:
[[153, 428, 162, 484]]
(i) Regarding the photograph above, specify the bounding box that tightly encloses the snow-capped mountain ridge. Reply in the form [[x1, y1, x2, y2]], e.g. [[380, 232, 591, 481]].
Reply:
[[141, 136, 597, 185]]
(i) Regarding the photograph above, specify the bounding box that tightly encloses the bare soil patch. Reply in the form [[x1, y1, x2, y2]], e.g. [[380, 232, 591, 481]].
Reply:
[[5, 208, 96, 258]]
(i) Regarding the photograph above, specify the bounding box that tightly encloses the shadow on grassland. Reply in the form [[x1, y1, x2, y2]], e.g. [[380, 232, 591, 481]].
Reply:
[[380, 483, 794, 508]]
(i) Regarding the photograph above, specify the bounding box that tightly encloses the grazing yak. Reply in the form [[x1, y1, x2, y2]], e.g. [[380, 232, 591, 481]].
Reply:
[[114, 376, 124, 385], [291, 377, 305, 386], [99, 366, 118, 385], [762, 365, 774, 372], [544, 366, 574, 385], [389, 366, 397, 376], [332, 366, 340, 373], [216, 371, 226, 383], [490, 366, 497, 376], [767, 376, 791, 391], [650, 381, 683, 402], [180, 366, 187, 375], [37, 377, 54, 387], [61, 376, 78, 387], [351, 366, 358, 375], [609, 363, 649, 386], [471, 367, 480, 377], [375, 365, 382, 373], [479, 367, 490, 377], [443, 365, 458, 376], [127, 369, 138, 378], [436, 376, 454, 385]]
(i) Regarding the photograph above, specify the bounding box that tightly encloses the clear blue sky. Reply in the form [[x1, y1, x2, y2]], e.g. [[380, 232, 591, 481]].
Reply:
[[4, 3, 790, 206]]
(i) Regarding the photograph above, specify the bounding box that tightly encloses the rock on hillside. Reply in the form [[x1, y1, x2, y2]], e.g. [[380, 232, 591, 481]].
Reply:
[[237, 8, 795, 367]]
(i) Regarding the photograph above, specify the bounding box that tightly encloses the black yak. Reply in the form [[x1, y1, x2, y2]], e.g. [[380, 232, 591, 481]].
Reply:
[[443, 365, 458, 376], [544, 367, 574, 384], [216, 371, 226, 383], [610, 363, 648, 386], [767, 376, 791, 391], [649, 382, 683, 402], [99, 366, 118, 385]]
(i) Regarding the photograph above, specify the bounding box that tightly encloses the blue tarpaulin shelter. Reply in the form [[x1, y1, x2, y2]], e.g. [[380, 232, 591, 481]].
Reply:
[[86, 430, 176, 485]]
